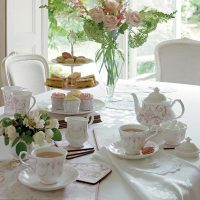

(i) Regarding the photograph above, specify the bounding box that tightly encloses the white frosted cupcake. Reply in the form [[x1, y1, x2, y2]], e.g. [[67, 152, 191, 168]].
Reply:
[[79, 93, 94, 111], [51, 92, 65, 110], [63, 93, 80, 113]]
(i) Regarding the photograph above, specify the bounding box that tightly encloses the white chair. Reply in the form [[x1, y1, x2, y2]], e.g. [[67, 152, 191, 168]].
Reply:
[[1, 52, 49, 95], [155, 37, 200, 85]]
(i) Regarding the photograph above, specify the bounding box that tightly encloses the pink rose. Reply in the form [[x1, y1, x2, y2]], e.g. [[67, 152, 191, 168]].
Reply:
[[89, 7, 104, 23], [103, 15, 119, 31], [105, 0, 120, 12], [126, 11, 141, 26]]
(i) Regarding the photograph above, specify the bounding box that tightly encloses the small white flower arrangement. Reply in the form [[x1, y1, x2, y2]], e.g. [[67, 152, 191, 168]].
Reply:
[[0, 112, 62, 156]]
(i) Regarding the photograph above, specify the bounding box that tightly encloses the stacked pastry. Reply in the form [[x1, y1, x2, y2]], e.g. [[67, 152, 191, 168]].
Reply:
[[46, 73, 97, 89], [46, 74, 67, 88], [56, 52, 87, 64], [67, 72, 96, 88]]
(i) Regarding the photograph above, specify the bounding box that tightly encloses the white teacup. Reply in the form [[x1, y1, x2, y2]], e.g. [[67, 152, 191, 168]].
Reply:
[[12, 91, 36, 114], [65, 113, 94, 147], [1, 86, 25, 115], [119, 124, 157, 155], [19, 146, 67, 184], [161, 120, 187, 145]]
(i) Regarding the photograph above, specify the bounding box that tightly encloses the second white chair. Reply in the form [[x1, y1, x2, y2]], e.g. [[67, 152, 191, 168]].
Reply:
[[155, 37, 200, 85]]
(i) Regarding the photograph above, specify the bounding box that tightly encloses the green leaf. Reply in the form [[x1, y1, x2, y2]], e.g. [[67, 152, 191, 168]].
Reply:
[[22, 135, 33, 145], [52, 128, 62, 141], [119, 22, 128, 34], [12, 137, 20, 147], [14, 113, 23, 120], [4, 135, 9, 145], [1, 118, 12, 127], [16, 142, 27, 156]]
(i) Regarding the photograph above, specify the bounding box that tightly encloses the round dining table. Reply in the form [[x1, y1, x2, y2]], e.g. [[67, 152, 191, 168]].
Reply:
[[0, 80, 200, 200]]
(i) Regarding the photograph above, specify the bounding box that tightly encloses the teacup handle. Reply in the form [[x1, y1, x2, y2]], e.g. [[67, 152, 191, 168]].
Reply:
[[86, 113, 94, 126], [27, 96, 36, 114], [19, 151, 35, 171], [171, 99, 185, 119]]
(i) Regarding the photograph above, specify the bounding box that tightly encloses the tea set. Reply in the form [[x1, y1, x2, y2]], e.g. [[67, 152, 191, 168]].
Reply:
[[109, 87, 199, 159], [3, 85, 199, 192]]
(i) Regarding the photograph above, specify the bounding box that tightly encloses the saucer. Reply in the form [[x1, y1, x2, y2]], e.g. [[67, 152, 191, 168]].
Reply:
[[108, 141, 159, 160], [18, 164, 79, 191]]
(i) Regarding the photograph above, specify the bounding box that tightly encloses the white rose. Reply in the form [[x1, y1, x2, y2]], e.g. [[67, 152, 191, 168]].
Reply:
[[46, 119, 59, 129], [23, 118, 29, 127], [33, 131, 45, 146], [5, 125, 17, 139], [45, 129, 54, 143], [0, 123, 4, 136], [35, 118, 45, 129]]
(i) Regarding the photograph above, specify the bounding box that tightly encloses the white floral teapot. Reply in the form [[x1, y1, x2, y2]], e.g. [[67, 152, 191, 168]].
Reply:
[[131, 87, 185, 127]]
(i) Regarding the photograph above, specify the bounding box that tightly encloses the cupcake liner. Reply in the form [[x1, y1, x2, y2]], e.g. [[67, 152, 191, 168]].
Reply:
[[63, 100, 80, 113], [80, 99, 94, 111], [51, 98, 64, 110]]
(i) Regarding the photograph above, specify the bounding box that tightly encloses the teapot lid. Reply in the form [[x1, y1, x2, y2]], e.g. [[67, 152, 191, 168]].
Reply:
[[144, 87, 166, 103]]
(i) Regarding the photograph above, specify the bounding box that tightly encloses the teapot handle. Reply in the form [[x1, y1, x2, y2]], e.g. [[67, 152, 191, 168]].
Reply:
[[171, 99, 185, 119]]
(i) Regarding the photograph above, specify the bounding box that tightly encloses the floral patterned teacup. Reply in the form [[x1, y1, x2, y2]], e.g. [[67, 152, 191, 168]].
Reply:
[[19, 146, 67, 184], [1, 86, 24, 115], [119, 124, 157, 155], [12, 91, 36, 114]]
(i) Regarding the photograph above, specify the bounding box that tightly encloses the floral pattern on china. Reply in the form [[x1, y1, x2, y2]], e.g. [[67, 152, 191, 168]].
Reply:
[[131, 87, 185, 127]]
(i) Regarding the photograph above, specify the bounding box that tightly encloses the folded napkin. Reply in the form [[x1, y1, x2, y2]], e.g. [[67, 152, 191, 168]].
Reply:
[[93, 147, 200, 200]]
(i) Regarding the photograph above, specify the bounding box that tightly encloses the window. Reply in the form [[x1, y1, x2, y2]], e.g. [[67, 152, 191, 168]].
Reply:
[[48, 0, 200, 79]]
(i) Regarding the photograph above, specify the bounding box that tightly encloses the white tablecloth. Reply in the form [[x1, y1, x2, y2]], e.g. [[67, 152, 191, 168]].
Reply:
[[1, 80, 200, 200]]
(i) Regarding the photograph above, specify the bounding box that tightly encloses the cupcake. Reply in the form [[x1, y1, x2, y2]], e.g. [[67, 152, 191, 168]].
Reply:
[[63, 93, 80, 113], [51, 92, 65, 110], [68, 89, 81, 98], [79, 93, 94, 111]]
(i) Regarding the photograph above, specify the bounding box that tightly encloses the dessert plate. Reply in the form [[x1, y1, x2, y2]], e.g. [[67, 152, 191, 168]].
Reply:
[[46, 81, 99, 90], [18, 164, 78, 191], [37, 99, 105, 116], [108, 141, 159, 160], [51, 58, 93, 66]]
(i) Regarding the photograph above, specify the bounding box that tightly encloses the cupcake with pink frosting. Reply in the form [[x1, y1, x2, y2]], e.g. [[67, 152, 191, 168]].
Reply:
[[51, 92, 65, 110], [79, 93, 94, 111]]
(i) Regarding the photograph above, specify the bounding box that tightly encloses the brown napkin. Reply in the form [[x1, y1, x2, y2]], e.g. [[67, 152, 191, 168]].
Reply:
[[58, 113, 102, 129]]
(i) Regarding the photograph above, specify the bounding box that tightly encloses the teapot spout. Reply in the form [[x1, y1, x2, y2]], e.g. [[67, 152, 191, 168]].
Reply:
[[131, 93, 141, 114]]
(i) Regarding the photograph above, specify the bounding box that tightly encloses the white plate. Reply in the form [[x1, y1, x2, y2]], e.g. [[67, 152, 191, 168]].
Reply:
[[18, 164, 78, 191], [108, 141, 159, 160], [46, 81, 99, 90], [37, 99, 105, 116], [51, 58, 93, 66]]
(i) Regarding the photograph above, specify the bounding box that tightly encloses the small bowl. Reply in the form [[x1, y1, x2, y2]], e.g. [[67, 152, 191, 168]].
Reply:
[[161, 120, 187, 145], [175, 137, 199, 158]]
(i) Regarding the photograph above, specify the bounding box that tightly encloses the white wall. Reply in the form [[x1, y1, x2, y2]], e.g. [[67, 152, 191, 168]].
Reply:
[[0, 0, 6, 106]]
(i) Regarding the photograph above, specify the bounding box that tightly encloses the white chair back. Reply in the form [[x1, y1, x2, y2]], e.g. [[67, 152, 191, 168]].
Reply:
[[155, 38, 200, 85], [1, 52, 49, 95]]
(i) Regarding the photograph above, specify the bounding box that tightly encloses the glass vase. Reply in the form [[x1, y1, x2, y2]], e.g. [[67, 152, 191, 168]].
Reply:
[[96, 46, 124, 102]]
